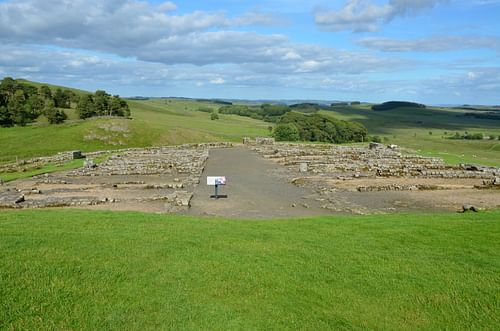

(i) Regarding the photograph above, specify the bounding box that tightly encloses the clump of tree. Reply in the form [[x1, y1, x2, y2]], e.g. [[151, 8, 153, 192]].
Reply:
[[0, 77, 74, 127], [372, 101, 426, 111], [273, 123, 300, 141], [219, 103, 292, 122], [463, 112, 500, 121], [274, 112, 367, 143], [449, 132, 484, 140], [76, 90, 130, 119], [289, 103, 327, 112]]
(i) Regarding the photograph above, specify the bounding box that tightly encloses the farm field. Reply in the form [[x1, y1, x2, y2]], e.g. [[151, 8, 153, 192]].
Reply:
[[0, 209, 499, 330], [1, 80, 499, 169], [322, 105, 500, 167]]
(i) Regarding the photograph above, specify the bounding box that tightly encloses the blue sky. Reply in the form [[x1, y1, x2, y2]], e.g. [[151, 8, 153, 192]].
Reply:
[[0, 0, 499, 104]]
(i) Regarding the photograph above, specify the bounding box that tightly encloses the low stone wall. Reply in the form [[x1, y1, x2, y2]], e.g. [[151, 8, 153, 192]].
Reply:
[[248, 143, 500, 180]]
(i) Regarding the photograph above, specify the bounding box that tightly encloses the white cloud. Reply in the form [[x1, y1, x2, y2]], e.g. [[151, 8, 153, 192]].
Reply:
[[315, 0, 448, 32], [210, 78, 225, 84], [358, 35, 500, 52], [157, 1, 177, 12]]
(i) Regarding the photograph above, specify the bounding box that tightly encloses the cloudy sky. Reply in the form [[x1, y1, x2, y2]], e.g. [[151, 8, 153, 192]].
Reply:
[[0, 0, 499, 104]]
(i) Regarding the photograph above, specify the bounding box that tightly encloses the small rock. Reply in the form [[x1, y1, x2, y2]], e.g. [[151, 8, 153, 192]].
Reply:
[[302, 203, 309, 209], [15, 195, 25, 204], [291, 203, 296, 207], [462, 204, 478, 213]]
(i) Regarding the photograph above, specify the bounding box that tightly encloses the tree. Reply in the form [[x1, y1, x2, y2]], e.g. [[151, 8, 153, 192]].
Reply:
[[109, 95, 130, 117], [93, 90, 109, 116], [210, 112, 219, 120], [274, 123, 300, 141], [54, 88, 70, 108], [44, 99, 67, 124], [8, 90, 29, 126], [39, 85, 52, 100], [0, 106, 13, 127], [76, 94, 96, 119]]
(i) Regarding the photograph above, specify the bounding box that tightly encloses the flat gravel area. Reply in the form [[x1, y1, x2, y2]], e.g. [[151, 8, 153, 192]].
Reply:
[[187, 148, 326, 219]]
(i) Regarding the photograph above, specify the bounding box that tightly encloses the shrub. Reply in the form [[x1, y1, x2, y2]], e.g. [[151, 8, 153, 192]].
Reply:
[[210, 112, 219, 120], [273, 123, 300, 141]]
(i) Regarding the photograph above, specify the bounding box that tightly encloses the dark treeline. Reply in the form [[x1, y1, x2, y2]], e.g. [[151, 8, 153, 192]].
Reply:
[[0, 77, 72, 126], [372, 101, 426, 111], [275, 112, 367, 143], [0, 77, 130, 127], [463, 112, 500, 121], [458, 106, 500, 112], [76, 90, 130, 119]]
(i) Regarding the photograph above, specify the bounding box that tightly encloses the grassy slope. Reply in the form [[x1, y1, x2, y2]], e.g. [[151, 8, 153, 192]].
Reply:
[[1, 209, 499, 330], [0, 99, 270, 164], [323, 105, 500, 166], [16, 79, 90, 97], [1, 78, 498, 167]]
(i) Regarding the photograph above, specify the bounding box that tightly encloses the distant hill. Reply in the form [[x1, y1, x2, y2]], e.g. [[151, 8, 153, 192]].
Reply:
[[372, 101, 426, 111]]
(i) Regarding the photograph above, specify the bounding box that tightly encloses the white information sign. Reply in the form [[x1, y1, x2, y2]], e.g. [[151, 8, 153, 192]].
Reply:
[[207, 176, 226, 186]]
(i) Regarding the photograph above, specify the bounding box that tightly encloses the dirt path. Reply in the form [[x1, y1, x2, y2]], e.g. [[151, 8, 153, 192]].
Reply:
[[187, 148, 326, 219]]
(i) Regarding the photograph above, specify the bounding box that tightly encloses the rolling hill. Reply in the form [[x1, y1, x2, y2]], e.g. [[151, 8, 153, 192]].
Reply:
[[1, 79, 499, 167]]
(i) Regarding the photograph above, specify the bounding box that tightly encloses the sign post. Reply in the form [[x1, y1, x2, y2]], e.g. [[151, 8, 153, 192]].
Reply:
[[207, 176, 227, 199]]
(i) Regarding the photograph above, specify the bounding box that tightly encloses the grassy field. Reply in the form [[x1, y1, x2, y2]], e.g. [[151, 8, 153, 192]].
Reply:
[[1, 209, 499, 330], [1, 79, 499, 167], [0, 98, 270, 164], [323, 105, 500, 166]]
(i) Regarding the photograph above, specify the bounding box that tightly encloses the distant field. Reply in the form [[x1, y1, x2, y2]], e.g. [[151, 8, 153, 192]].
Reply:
[[323, 105, 500, 166], [1, 88, 500, 167], [0, 209, 498, 330], [0, 99, 270, 164]]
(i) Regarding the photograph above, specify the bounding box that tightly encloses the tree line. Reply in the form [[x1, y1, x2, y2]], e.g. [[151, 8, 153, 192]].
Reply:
[[0, 77, 72, 126], [76, 90, 130, 119], [274, 112, 367, 143], [218, 104, 291, 122], [0, 77, 130, 127]]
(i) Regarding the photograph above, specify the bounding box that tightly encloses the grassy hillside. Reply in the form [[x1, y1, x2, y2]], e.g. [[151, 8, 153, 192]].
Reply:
[[324, 105, 500, 166], [1, 209, 499, 330], [0, 98, 270, 164], [15, 79, 90, 97], [1, 79, 499, 167]]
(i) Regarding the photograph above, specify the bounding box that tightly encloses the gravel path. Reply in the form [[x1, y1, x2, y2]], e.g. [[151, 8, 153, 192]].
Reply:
[[187, 148, 326, 219]]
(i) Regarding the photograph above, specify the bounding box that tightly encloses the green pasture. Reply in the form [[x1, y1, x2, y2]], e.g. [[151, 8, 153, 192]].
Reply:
[[0, 209, 498, 330], [324, 105, 500, 166], [0, 99, 270, 164]]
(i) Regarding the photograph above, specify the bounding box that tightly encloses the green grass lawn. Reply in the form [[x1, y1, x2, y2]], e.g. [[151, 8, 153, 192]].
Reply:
[[1, 209, 499, 330]]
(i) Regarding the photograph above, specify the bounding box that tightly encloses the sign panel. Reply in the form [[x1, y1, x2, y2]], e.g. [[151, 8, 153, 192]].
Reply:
[[207, 176, 226, 186]]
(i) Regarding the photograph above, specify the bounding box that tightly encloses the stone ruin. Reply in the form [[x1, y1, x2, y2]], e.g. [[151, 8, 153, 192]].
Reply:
[[249, 143, 500, 183], [1, 141, 499, 214], [0, 143, 233, 212], [243, 137, 275, 145]]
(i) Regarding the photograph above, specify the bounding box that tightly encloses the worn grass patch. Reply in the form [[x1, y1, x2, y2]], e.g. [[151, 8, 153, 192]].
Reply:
[[0, 209, 498, 330]]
